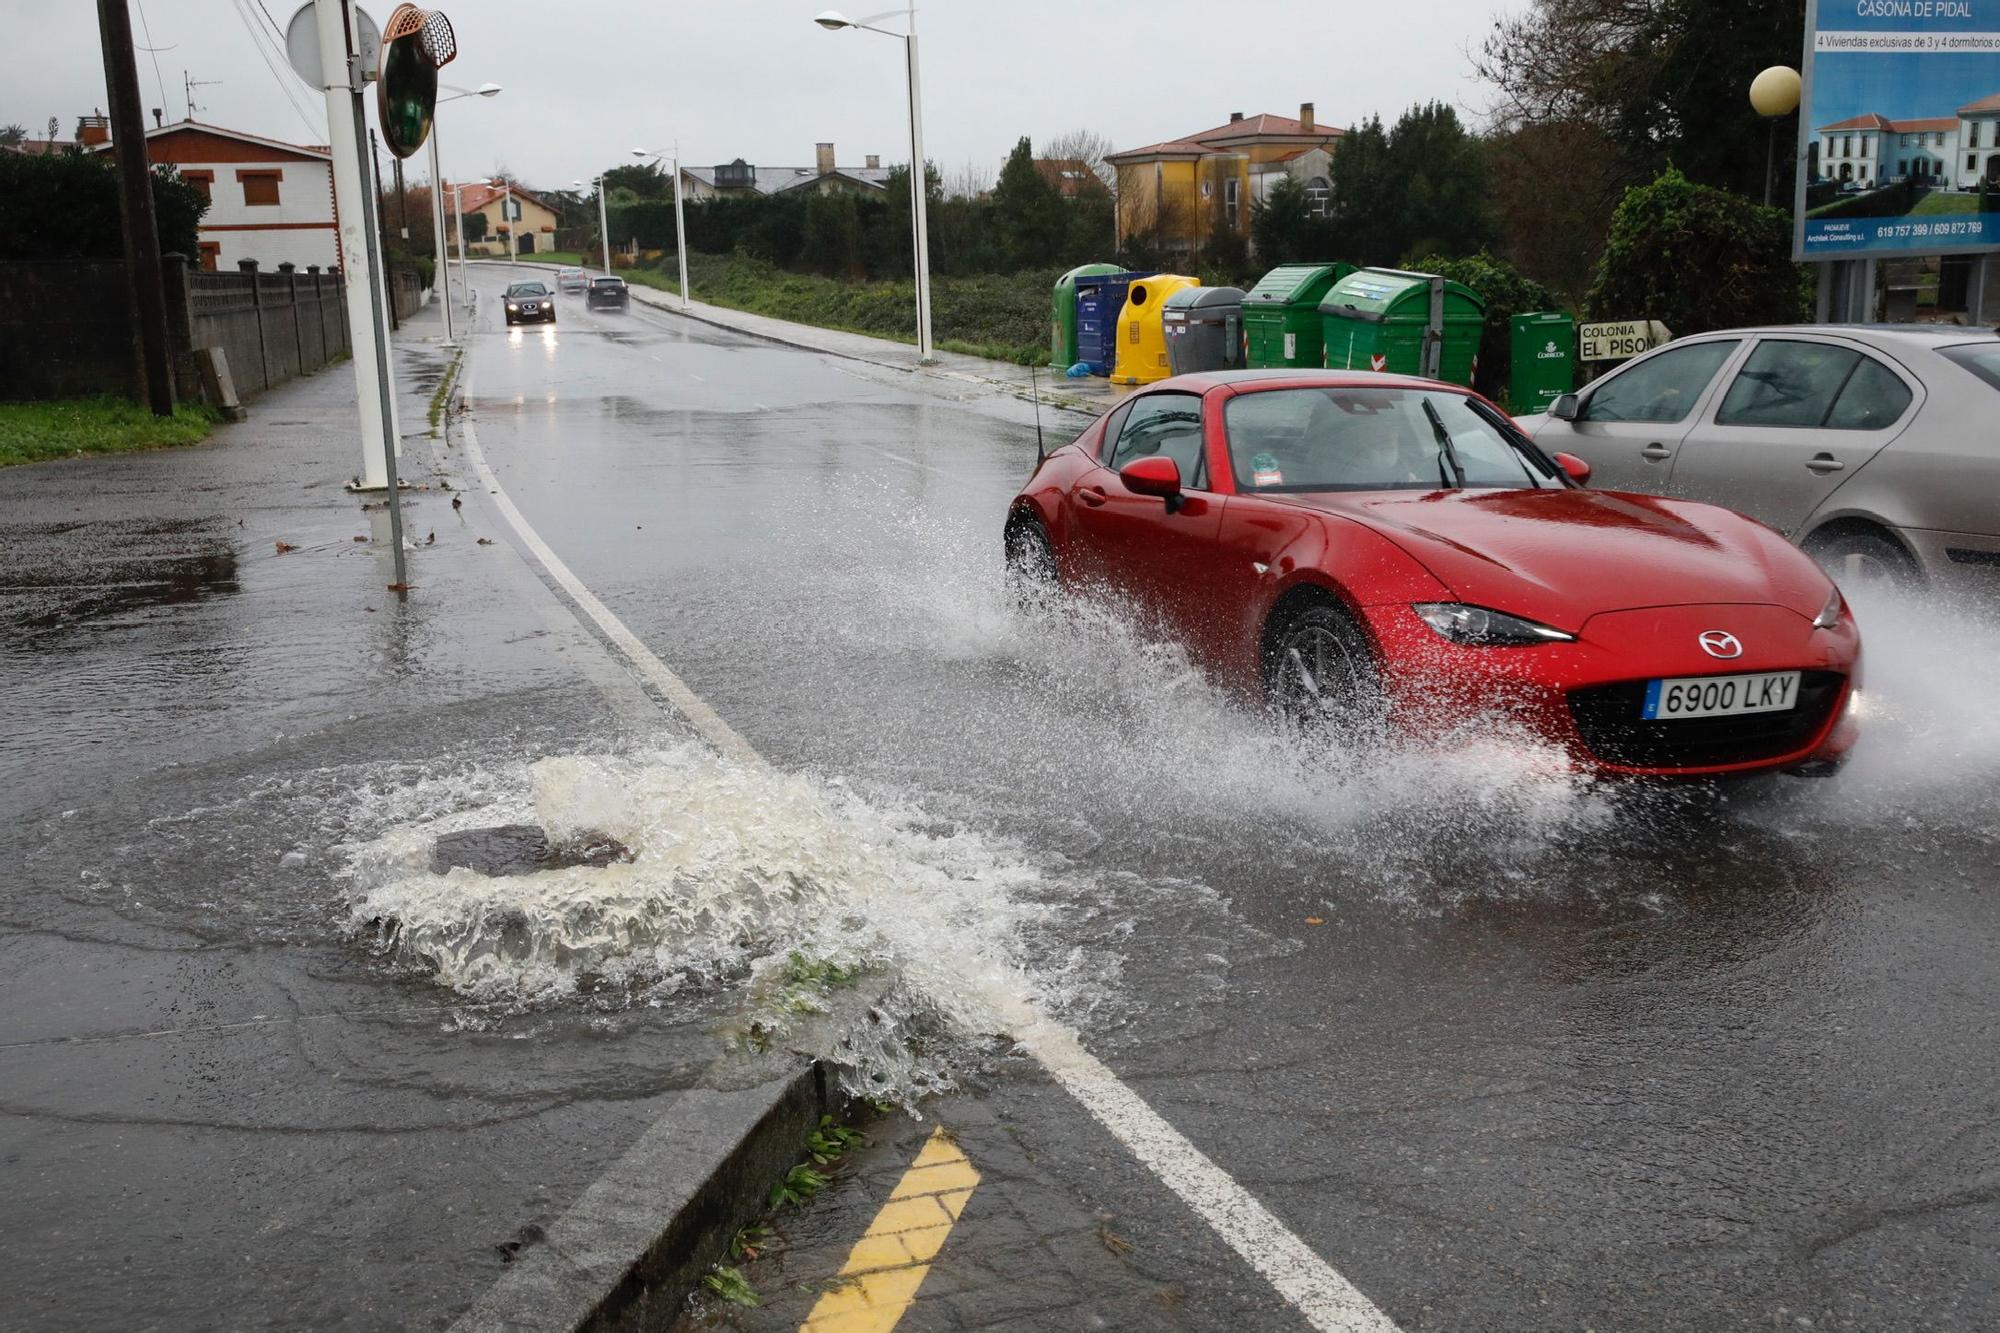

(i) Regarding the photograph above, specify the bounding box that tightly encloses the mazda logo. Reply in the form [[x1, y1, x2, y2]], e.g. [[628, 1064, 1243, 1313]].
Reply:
[[1698, 630, 1743, 659]]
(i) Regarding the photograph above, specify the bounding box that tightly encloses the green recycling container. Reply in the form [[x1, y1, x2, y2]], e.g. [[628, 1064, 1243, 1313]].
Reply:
[[1241, 262, 1353, 369], [1051, 262, 1122, 369], [1508, 311, 1575, 412], [1318, 268, 1486, 386]]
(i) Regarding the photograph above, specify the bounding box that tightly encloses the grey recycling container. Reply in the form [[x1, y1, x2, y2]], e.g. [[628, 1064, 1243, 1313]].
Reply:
[[1162, 285, 1247, 375]]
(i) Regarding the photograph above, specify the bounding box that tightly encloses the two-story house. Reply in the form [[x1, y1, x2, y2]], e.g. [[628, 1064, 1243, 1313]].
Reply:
[[449, 180, 561, 256], [1106, 105, 1344, 251], [96, 120, 336, 271]]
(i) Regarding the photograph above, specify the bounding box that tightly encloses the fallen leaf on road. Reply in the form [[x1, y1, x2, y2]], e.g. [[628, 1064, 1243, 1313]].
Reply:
[[386, 582, 412, 593], [364, 606, 377, 612], [274, 540, 298, 554], [352, 535, 368, 543], [425, 531, 436, 545], [1304, 917, 1324, 926], [451, 496, 463, 510], [476, 537, 494, 545]]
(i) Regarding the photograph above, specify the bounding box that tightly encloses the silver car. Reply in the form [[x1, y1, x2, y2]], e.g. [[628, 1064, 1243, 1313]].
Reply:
[[1520, 325, 2000, 591]]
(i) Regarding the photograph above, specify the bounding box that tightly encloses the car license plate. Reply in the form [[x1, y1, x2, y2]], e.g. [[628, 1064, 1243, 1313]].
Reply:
[[1643, 671, 1801, 720]]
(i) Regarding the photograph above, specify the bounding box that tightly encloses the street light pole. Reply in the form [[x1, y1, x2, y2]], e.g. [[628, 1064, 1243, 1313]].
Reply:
[[428, 84, 501, 346], [633, 147, 689, 307], [597, 176, 611, 275], [815, 7, 932, 361]]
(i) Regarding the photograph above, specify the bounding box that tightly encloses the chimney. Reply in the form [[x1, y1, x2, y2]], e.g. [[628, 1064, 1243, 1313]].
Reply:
[[815, 142, 835, 175], [865, 154, 880, 170], [1300, 102, 1315, 133], [77, 112, 111, 146], [1230, 111, 1244, 123]]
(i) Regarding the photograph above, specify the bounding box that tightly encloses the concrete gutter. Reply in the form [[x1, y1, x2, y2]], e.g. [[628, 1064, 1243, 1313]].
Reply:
[[448, 979, 894, 1333], [480, 259, 1124, 418]]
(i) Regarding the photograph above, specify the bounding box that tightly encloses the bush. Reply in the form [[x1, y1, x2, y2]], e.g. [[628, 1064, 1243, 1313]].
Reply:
[[0, 150, 207, 260], [1586, 169, 1808, 335], [1404, 251, 1559, 402]]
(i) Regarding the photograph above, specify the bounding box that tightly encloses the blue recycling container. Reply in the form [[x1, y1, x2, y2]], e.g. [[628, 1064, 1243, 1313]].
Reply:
[[1075, 270, 1155, 376]]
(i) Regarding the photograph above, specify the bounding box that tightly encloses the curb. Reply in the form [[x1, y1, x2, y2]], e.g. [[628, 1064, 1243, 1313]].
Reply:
[[447, 983, 893, 1333], [478, 259, 1108, 417]]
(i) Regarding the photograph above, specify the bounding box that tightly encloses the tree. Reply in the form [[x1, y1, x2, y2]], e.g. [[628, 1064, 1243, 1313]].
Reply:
[[601, 162, 669, 200], [0, 152, 206, 260], [991, 136, 1068, 270], [1040, 127, 1116, 193], [0, 124, 25, 148], [1477, 0, 1805, 201], [801, 191, 863, 277], [1487, 118, 1621, 300], [1384, 103, 1493, 260], [1586, 168, 1808, 334], [462, 210, 488, 244], [1251, 174, 1334, 265], [1327, 115, 1396, 265]]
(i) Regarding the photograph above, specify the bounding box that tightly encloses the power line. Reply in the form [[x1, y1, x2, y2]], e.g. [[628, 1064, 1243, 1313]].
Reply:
[[133, 0, 171, 119], [228, 0, 324, 140]]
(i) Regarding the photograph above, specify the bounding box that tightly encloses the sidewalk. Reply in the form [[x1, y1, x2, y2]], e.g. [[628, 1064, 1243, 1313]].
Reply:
[[486, 258, 1133, 419], [0, 300, 832, 1331]]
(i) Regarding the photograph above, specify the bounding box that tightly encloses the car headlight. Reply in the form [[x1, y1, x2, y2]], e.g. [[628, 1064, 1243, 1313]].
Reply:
[[1812, 585, 1845, 630], [1413, 603, 1575, 646]]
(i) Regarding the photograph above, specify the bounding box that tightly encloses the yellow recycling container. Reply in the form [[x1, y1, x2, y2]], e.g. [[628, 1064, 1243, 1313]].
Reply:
[[1110, 274, 1199, 385]]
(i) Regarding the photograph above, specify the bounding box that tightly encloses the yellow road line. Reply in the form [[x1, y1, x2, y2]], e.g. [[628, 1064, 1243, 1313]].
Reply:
[[801, 1127, 980, 1332]]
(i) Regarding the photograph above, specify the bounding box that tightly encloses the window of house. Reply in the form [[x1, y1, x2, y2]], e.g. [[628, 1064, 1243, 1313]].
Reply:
[[197, 242, 221, 271], [1305, 176, 1330, 216], [181, 170, 213, 202], [1934, 131, 1945, 147], [1972, 154, 1980, 171], [1971, 123, 1983, 148], [1225, 177, 1239, 228], [238, 169, 281, 206]]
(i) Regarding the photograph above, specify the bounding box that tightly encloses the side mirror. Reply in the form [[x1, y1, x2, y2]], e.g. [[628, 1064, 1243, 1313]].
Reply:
[[1119, 455, 1183, 499], [1554, 452, 1592, 485], [1548, 393, 1580, 422]]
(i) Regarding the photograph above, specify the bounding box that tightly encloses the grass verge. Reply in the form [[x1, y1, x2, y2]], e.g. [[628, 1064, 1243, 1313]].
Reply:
[[0, 398, 220, 468]]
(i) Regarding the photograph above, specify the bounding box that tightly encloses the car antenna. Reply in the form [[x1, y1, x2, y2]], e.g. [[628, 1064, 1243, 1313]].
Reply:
[[1029, 363, 1046, 464]]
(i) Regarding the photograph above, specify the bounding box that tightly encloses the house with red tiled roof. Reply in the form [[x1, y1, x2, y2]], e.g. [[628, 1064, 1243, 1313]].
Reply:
[[1106, 105, 1343, 250], [88, 118, 337, 271], [1816, 93, 2000, 191], [448, 179, 561, 257]]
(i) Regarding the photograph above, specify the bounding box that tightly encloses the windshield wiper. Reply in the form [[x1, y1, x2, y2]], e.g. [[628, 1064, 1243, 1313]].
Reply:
[[1421, 397, 1467, 489]]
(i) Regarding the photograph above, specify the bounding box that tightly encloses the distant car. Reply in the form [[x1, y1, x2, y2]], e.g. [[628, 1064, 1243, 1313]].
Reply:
[[503, 281, 554, 326], [556, 267, 588, 294], [586, 276, 629, 311], [1517, 325, 2000, 592], [1006, 370, 1860, 780]]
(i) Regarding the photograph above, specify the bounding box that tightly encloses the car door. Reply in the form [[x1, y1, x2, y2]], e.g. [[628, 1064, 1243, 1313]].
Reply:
[[1534, 337, 1745, 492], [1066, 390, 1224, 639], [1662, 335, 1921, 535]]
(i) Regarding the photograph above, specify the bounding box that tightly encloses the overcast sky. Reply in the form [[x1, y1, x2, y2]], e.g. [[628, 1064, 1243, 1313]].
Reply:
[[4, 0, 1508, 189]]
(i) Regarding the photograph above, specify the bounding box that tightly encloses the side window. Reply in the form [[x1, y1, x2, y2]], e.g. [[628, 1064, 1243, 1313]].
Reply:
[[1583, 340, 1739, 424], [1092, 402, 1133, 460], [1716, 341, 1862, 428], [1109, 393, 1206, 487], [1824, 356, 1913, 429]]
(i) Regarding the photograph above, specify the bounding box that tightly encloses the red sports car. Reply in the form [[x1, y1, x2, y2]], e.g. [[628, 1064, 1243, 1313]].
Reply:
[[1004, 370, 1860, 779]]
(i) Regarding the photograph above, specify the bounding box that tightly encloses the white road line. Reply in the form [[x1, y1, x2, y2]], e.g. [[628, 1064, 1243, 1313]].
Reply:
[[453, 347, 1399, 1333]]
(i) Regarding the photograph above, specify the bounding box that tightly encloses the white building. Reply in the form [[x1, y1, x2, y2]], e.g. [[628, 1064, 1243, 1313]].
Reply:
[[97, 121, 336, 272], [1818, 92, 2000, 192]]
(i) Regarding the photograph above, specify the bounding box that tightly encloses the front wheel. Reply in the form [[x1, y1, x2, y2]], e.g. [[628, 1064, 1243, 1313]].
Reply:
[[1263, 604, 1383, 738]]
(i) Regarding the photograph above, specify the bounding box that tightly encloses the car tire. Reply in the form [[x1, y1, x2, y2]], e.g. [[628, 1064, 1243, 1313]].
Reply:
[[1003, 515, 1058, 607], [1804, 526, 1919, 594], [1263, 602, 1384, 738]]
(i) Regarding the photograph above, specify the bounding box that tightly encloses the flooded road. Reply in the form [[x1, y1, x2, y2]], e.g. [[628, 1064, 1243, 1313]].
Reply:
[[4, 268, 1997, 1330]]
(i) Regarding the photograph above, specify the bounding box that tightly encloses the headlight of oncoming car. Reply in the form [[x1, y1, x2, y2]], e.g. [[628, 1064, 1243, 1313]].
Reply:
[[1812, 586, 1845, 630], [1413, 603, 1575, 647]]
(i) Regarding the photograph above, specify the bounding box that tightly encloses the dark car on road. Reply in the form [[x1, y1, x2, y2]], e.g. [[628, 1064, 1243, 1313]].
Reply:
[[504, 281, 554, 326], [586, 276, 630, 311]]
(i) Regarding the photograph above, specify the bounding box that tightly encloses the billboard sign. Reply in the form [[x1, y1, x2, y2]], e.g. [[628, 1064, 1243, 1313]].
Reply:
[[1795, 0, 2000, 258]]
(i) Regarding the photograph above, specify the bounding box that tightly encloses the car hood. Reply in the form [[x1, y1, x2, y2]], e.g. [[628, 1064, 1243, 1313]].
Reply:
[[1272, 488, 1829, 632]]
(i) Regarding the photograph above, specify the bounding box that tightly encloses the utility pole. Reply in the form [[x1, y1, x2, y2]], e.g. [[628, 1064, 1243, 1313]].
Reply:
[[370, 127, 400, 330], [97, 0, 175, 416]]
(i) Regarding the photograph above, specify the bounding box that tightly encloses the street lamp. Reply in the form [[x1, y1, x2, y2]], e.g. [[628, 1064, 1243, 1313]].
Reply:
[[428, 80, 501, 346], [1750, 65, 1802, 207], [633, 147, 690, 310], [816, 7, 932, 362], [572, 175, 613, 277]]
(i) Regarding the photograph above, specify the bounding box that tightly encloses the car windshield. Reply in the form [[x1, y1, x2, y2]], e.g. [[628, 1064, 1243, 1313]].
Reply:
[[1224, 386, 1559, 492], [506, 283, 548, 297], [1939, 341, 2000, 392]]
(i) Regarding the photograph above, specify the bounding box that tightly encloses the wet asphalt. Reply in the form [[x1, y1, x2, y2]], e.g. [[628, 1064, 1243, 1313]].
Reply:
[[4, 265, 1998, 1331]]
